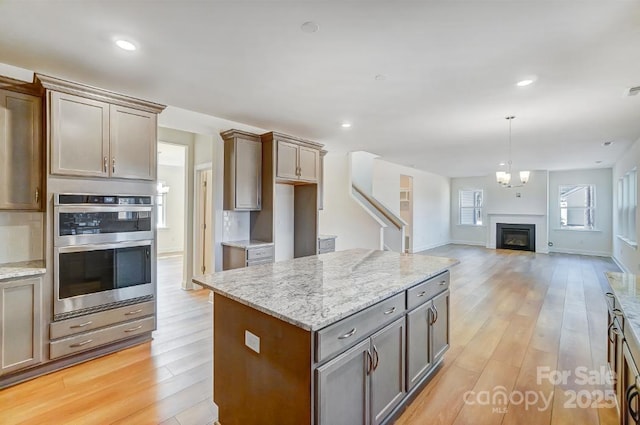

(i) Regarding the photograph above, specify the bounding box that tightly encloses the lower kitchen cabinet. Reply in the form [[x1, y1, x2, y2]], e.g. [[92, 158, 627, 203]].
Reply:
[[622, 342, 640, 425], [316, 317, 406, 425], [431, 290, 450, 362], [0, 276, 42, 375]]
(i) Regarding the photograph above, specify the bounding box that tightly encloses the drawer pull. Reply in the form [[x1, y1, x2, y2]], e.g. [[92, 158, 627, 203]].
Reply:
[[439, 280, 447, 285], [70, 339, 93, 348], [125, 309, 143, 316], [338, 327, 357, 340], [124, 325, 144, 333], [70, 321, 93, 329], [605, 292, 615, 298], [613, 308, 624, 317], [383, 307, 396, 315], [416, 291, 427, 298]]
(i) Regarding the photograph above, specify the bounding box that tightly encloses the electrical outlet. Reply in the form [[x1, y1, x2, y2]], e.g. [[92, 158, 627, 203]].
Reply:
[[245, 330, 260, 354]]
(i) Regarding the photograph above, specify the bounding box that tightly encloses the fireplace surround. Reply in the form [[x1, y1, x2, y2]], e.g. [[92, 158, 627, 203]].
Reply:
[[496, 223, 536, 252]]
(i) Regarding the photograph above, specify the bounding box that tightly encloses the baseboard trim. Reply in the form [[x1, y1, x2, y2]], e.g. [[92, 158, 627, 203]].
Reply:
[[612, 256, 630, 273], [448, 240, 486, 247], [411, 240, 451, 253]]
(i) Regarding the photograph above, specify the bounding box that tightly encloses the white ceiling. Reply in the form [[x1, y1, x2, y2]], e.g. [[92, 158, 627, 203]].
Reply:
[[0, 1, 639, 177]]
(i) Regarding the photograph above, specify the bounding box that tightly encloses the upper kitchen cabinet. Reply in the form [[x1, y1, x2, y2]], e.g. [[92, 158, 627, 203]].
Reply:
[[221, 129, 262, 211], [263, 132, 322, 184], [36, 74, 165, 181], [0, 83, 43, 211]]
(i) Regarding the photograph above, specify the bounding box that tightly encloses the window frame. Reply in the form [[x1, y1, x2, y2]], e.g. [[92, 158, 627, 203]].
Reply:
[[458, 189, 484, 226], [617, 168, 637, 247], [558, 184, 596, 231]]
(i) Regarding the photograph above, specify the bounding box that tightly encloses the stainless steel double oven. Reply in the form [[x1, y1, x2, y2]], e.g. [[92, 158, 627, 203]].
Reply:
[[53, 194, 154, 320]]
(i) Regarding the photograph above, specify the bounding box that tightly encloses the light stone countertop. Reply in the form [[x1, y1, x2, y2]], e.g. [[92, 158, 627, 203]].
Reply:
[[0, 260, 46, 281], [221, 240, 274, 249], [606, 272, 640, 343], [193, 248, 458, 331]]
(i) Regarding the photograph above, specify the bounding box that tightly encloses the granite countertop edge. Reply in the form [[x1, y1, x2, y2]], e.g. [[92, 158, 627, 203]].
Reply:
[[605, 271, 640, 354], [194, 250, 458, 332], [0, 260, 46, 281], [221, 240, 274, 249]]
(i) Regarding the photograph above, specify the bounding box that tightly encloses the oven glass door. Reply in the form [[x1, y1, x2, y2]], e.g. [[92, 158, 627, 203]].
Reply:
[[58, 242, 152, 299]]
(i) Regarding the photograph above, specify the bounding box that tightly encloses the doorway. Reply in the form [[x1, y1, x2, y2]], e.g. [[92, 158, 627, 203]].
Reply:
[[400, 175, 413, 253]]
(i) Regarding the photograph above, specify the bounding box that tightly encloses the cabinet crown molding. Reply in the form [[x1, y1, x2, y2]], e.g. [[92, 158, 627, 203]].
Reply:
[[261, 131, 324, 149], [35, 74, 166, 114], [0, 75, 44, 97], [220, 129, 261, 141]]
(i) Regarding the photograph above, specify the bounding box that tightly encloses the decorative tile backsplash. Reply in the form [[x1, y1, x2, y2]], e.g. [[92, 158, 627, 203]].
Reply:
[[0, 212, 44, 264], [222, 210, 250, 242]]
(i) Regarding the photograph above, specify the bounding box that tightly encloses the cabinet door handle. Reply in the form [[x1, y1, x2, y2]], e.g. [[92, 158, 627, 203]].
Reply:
[[613, 308, 624, 317], [439, 280, 447, 285], [104, 156, 108, 172], [70, 339, 93, 348], [125, 309, 143, 316], [70, 321, 93, 329], [605, 292, 615, 298], [338, 327, 357, 339], [431, 304, 438, 325], [35, 188, 39, 204], [372, 345, 379, 371], [416, 291, 427, 298], [124, 325, 144, 333], [366, 349, 373, 375], [112, 158, 116, 174], [383, 306, 396, 315], [626, 384, 639, 422]]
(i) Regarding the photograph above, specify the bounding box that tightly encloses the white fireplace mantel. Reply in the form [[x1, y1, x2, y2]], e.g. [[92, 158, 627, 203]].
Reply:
[[487, 213, 548, 254]]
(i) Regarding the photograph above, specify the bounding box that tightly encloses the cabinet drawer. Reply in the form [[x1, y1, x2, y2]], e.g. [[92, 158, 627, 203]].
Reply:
[[50, 301, 155, 339], [247, 257, 274, 267], [50, 316, 155, 359], [247, 246, 274, 260], [407, 271, 449, 311], [316, 292, 405, 363], [318, 238, 335, 252]]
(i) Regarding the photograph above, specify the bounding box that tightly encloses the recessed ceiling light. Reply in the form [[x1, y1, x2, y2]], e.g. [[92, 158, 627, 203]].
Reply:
[[115, 39, 137, 51], [374, 74, 387, 81], [341, 122, 352, 128], [499, 162, 506, 166], [516, 79, 534, 87], [602, 141, 614, 146], [301, 21, 319, 33], [595, 160, 603, 164]]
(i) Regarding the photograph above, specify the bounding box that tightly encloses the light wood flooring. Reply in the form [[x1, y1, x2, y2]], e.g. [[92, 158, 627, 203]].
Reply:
[[0, 246, 622, 424]]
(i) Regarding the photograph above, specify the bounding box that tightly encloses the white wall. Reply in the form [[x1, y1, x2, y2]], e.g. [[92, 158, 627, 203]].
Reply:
[[548, 168, 612, 257], [372, 158, 451, 253], [319, 152, 380, 251], [613, 137, 640, 272], [450, 171, 549, 250], [0, 212, 43, 263], [157, 163, 186, 254], [351, 151, 379, 194]]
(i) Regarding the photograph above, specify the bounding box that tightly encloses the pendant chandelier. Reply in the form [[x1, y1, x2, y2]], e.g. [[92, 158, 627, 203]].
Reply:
[[496, 116, 530, 187]]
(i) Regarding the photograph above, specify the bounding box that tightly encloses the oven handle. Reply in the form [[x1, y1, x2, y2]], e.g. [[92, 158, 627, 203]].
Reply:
[[56, 205, 152, 213], [56, 240, 153, 253]]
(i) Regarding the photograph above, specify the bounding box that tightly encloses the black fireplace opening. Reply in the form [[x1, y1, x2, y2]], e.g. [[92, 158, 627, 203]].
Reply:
[[496, 223, 536, 252]]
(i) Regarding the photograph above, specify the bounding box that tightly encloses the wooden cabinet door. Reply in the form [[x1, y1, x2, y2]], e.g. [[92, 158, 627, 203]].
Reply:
[[0, 90, 42, 210], [298, 145, 319, 182], [50, 91, 109, 178], [110, 105, 156, 180], [234, 137, 262, 209], [431, 290, 450, 362], [276, 140, 299, 180], [622, 342, 640, 425], [316, 339, 371, 425], [370, 317, 406, 425], [0, 276, 42, 375], [406, 301, 431, 391]]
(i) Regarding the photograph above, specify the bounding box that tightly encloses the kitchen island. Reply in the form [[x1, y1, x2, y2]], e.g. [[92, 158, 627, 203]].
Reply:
[[193, 248, 458, 425]]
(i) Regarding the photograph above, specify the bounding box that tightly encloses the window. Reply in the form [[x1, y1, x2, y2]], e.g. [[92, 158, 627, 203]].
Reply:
[[156, 181, 170, 228], [618, 169, 637, 244], [459, 189, 483, 225], [559, 184, 595, 230]]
